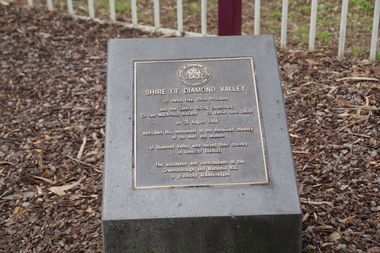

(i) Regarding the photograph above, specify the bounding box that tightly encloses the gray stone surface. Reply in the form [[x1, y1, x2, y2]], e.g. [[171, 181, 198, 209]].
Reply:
[[103, 215, 301, 253], [103, 35, 302, 252]]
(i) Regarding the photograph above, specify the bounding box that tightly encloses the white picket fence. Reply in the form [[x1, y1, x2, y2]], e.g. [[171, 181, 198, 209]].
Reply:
[[26, 0, 380, 60]]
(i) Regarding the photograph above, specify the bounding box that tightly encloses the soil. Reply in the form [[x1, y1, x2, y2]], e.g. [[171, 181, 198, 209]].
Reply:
[[1, 3, 380, 253]]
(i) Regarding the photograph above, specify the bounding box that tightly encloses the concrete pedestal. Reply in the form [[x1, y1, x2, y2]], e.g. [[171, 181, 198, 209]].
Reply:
[[103, 35, 302, 253]]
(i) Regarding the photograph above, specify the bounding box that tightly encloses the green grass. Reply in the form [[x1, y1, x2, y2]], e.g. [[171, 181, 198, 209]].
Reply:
[[351, 45, 368, 55], [261, 12, 297, 19], [288, 12, 297, 19], [96, 0, 131, 12], [187, 2, 201, 13], [350, 0, 374, 14], [316, 31, 332, 42], [187, 3, 202, 13], [167, 11, 177, 19], [295, 25, 309, 43], [272, 11, 282, 19], [352, 16, 373, 32], [316, 17, 339, 28], [262, 23, 280, 31], [296, 4, 322, 16], [243, 22, 254, 30], [299, 5, 311, 15], [347, 20, 355, 27]]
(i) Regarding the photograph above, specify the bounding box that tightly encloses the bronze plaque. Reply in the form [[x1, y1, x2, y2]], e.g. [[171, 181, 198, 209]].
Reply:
[[134, 57, 268, 189]]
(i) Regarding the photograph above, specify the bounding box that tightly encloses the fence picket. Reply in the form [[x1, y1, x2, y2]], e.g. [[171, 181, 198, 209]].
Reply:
[[338, 0, 349, 58], [109, 0, 116, 22], [132, 0, 137, 25], [88, 0, 95, 19], [67, 0, 73, 15], [370, 0, 380, 61], [201, 0, 207, 36], [280, 0, 288, 48], [47, 0, 53, 11], [154, 0, 160, 29], [177, 0, 183, 33], [308, 0, 318, 52], [254, 0, 260, 35]]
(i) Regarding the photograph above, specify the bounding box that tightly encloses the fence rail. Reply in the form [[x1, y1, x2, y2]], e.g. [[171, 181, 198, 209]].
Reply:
[[26, 0, 380, 60]]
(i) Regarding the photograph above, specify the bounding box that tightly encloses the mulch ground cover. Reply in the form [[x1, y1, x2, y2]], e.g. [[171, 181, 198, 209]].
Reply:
[[1, 3, 379, 253]]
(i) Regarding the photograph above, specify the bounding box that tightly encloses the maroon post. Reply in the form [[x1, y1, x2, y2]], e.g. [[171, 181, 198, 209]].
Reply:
[[218, 0, 242, 36]]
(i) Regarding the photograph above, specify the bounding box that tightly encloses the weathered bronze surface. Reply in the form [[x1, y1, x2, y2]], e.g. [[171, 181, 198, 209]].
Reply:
[[134, 57, 267, 188]]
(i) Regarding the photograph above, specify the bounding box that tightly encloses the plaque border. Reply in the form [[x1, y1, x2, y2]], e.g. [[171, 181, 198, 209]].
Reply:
[[133, 57, 268, 189]]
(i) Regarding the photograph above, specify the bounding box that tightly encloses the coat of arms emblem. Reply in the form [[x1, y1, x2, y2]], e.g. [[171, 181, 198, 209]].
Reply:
[[177, 62, 211, 86]]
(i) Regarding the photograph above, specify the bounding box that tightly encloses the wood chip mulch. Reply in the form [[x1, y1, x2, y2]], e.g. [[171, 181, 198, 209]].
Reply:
[[1, 3, 379, 253]]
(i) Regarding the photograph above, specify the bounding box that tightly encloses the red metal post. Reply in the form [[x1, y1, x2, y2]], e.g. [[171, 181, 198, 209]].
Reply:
[[218, 0, 242, 36]]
